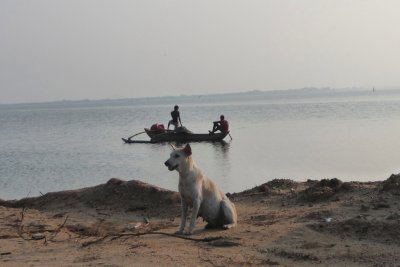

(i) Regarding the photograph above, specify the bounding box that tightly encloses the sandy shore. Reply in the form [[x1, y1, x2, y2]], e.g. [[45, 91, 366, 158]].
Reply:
[[1, 174, 400, 266]]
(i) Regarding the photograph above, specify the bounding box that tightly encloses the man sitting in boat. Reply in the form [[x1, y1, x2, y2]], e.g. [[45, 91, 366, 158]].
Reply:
[[168, 105, 182, 130], [209, 115, 229, 134]]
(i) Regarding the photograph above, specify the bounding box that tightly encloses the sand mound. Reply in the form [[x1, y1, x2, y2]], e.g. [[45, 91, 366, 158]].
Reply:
[[301, 178, 353, 202], [380, 173, 400, 195], [234, 179, 298, 196], [266, 179, 298, 190], [0, 178, 180, 217]]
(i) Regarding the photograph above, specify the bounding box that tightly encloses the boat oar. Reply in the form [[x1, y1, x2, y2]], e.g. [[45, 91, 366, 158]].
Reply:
[[229, 133, 233, 140]]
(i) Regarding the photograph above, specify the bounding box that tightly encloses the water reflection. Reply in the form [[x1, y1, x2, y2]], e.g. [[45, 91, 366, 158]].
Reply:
[[211, 140, 231, 157]]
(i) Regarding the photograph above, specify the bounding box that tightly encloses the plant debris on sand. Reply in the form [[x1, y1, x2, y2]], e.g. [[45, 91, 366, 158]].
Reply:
[[1, 175, 400, 266]]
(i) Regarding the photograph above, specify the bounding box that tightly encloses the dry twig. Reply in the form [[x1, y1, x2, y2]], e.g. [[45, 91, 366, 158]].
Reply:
[[17, 207, 30, 241], [49, 215, 69, 241]]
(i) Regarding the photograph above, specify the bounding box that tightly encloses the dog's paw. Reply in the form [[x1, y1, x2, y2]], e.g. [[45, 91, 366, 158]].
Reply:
[[184, 231, 193, 236], [222, 223, 235, 230]]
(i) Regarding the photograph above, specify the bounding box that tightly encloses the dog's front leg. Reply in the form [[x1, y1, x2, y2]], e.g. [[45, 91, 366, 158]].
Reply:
[[176, 201, 188, 234], [187, 198, 201, 235]]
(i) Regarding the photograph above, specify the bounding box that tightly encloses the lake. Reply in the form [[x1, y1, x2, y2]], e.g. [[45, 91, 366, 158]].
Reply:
[[1, 89, 400, 200]]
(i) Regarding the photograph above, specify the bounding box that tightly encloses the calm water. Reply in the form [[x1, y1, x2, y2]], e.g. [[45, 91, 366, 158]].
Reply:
[[1, 90, 400, 200]]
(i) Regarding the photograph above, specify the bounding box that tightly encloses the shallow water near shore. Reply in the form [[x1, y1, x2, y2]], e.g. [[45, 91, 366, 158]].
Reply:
[[1, 89, 400, 200]]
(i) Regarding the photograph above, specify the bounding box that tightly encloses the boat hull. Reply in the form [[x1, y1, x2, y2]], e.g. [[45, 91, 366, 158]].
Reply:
[[144, 128, 228, 142]]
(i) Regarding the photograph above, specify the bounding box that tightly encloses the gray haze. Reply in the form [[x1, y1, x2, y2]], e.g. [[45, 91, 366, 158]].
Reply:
[[1, 0, 400, 104]]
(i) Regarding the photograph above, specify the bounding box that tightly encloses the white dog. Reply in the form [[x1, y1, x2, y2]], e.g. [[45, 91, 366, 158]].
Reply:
[[164, 144, 237, 235]]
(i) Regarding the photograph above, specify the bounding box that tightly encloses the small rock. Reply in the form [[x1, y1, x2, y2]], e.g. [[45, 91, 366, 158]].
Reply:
[[32, 233, 45, 240]]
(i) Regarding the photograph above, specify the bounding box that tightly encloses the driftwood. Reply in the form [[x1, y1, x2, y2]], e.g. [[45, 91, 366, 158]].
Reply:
[[14, 207, 69, 243]]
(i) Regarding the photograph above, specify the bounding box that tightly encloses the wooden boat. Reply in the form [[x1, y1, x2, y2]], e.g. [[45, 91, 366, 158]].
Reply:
[[142, 128, 229, 142]]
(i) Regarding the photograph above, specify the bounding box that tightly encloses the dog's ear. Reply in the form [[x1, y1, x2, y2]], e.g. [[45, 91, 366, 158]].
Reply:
[[183, 144, 192, 156], [169, 143, 176, 150]]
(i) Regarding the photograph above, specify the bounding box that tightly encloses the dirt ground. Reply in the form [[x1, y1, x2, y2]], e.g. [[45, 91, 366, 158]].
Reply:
[[1, 175, 400, 266]]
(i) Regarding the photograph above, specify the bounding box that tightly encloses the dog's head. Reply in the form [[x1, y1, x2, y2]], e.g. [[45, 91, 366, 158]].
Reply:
[[164, 144, 192, 172]]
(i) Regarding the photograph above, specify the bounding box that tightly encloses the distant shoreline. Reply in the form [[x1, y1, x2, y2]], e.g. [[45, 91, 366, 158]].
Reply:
[[2, 87, 400, 107]]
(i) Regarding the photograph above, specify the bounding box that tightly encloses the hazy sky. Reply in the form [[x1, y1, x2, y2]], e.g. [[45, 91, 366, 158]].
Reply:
[[1, 1, 400, 103]]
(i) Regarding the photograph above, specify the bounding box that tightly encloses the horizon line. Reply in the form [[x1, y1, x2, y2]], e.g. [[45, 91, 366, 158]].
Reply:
[[1, 86, 399, 106]]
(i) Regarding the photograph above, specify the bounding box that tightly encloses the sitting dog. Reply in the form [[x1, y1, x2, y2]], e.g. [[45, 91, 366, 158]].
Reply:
[[164, 144, 237, 235]]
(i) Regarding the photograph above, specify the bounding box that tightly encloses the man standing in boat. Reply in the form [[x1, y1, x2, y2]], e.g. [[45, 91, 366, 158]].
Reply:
[[209, 115, 229, 134], [168, 105, 182, 130]]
